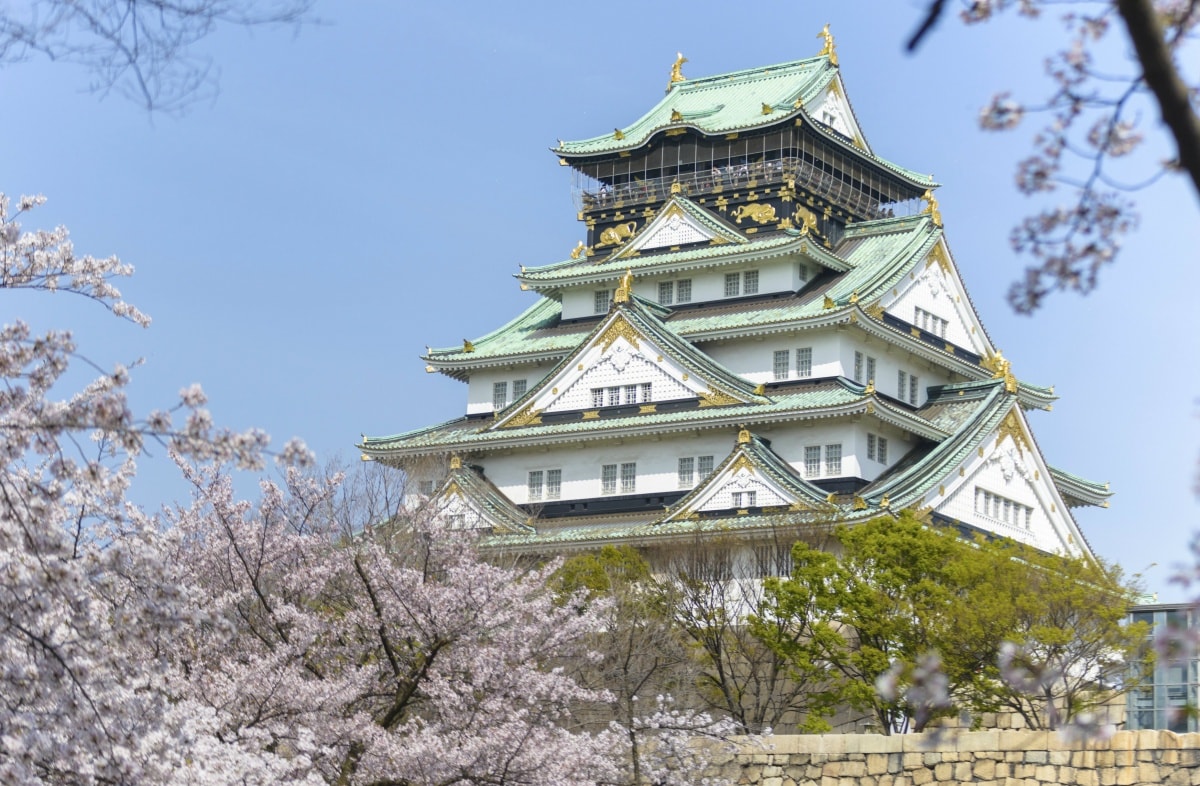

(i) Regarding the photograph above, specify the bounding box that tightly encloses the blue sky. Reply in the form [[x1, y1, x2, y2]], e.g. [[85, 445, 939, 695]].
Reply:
[[3, 1, 1196, 598]]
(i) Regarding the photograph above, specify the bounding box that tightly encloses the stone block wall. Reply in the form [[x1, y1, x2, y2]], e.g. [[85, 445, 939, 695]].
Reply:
[[703, 730, 1200, 785]]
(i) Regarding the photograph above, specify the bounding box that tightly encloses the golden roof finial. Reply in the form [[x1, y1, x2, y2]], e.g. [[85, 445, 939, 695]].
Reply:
[[864, 379, 875, 395], [667, 51, 688, 92], [613, 269, 635, 303], [613, 128, 626, 140], [670, 108, 684, 123], [880, 494, 891, 509], [737, 426, 752, 444], [921, 189, 943, 227], [983, 350, 1018, 394], [817, 24, 839, 66], [570, 241, 585, 259], [462, 339, 475, 353]]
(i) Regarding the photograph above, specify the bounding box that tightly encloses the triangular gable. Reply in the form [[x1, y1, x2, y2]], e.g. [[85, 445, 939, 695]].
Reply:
[[492, 298, 765, 430], [878, 237, 993, 358], [611, 196, 747, 260], [426, 459, 534, 534], [804, 74, 871, 153], [660, 429, 834, 523], [918, 405, 1090, 559]]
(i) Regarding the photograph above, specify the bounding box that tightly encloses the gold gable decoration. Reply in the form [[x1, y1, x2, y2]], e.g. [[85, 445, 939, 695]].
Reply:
[[997, 409, 1033, 454], [698, 389, 740, 407], [982, 350, 1018, 393], [730, 454, 756, 475], [599, 314, 641, 351]]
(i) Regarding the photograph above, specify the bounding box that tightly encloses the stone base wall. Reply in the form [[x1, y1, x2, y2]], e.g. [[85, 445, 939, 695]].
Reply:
[[705, 730, 1200, 786]]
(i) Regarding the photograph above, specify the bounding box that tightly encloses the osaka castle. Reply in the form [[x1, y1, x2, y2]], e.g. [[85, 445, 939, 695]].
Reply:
[[359, 34, 1111, 560]]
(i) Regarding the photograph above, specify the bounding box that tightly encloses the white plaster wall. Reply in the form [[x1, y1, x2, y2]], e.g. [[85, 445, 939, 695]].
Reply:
[[701, 331, 842, 383], [698, 469, 790, 511], [547, 343, 693, 412], [741, 423, 859, 481], [886, 262, 985, 354], [466, 367, 551, 415], [835, 333, 956, 407]]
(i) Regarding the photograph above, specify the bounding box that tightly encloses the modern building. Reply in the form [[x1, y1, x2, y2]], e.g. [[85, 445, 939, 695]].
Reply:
[[359, 33, 1111, 563], [1127, 603, 1200, 732]]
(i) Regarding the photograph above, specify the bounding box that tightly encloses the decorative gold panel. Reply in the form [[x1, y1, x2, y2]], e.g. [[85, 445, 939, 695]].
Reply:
[[638, 404, 657, 414], [505, 407, 543, 429], [599, 315, 642, 352], [597, 221, 638, 248], [449, 455, 462, 469], [730, 454, 756, 475], [698, 389, 739, 407], [731, 203, 777, 225], [581, 410, 600, 420], [997, 410, 1032, 454]]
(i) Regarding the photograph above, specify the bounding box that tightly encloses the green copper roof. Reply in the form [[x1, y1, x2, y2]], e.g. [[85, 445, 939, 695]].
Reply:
[[1049, 466, 1112, 508], [432, 463, 534, 534], [553, 56, 934, 188]]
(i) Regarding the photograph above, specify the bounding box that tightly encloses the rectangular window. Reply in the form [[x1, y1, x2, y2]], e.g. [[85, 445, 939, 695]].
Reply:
[[591, 388, 604, 408], [512, 379, 527, 400], [825, 443, 842, 475], [798, 263, 810, 283], [805, 446, 822, 478], [676, 279, 692, 303], [493, 381, 508, 410], [898, 370, 907, 399], [867, 433, 877, 461], [639, 382, 652, 402], [546, 469, 562, 500], [732, 490, 757, 508], [854, 351, 864, 382], [594, 289, 610, 314], [624, 384, 638, 405], [724, 272, 740, 297], [678, 457, 695, 488], [620, 462, 637, 493], [909, 375, 919, 405], [418, 480, 435, 495], [697, 455, 714, 477], [743, 270, 759, 295], [878, 437, 888, 464], [773, 349, 790, 380], [602, 464, 617, 495], [866, 356, 876, 384], [976, 488, 1033, 529], [797, 347, 812, 378], [528, 470, 544, 502], [658, 281, 674, 305], [607, 387, 620, 407]]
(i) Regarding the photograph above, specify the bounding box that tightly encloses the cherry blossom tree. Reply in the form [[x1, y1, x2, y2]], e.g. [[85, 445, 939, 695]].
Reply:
[[907, 0, 1200, 312]]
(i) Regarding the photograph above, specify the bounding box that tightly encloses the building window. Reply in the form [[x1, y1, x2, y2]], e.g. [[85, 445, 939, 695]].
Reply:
[[620, 462, 637, 493], [591, 388, 604, 408], [797, 347, 812, 377], [804, 446, 822, 478], [658, 281, 674, 305], [825, 443, 842, 475], [602, 464, 617, 494], [724, 272, 740, 297], [732, 490, 757, 508], [676, 279, 692, 303], [624, 384, 638, 404], [418, 480, 435, 495], [909, 375, 919, 406], [867, 434, 888, 463], [678, 454, 714, 488], [528, 470, 544, 501], [594, 289, 610, 314], [867, 356, 876, 384], [854, 352, 876, 383], [898, 370, 907, 399], [773, 350, 790, 380], [743, 270, 759, 295], [512, 379, 527, 399], [678, 457, 695, 488], [854, 351, 863, 382], [975, 488, 1033, 529], [493, 381, 508, 410], [797, 263, 810, 283], [607, 386, 620, 407], [639, 382, 652, 403], [915, 306, 949, 338], [547, 469, 562, 500]]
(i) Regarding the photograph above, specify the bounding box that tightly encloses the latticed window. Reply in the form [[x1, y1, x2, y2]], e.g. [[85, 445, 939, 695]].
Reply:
[[512, 379, 527, 399], [697, 455, 714, 477], [640, 382, 652, 402], [591, 388, 604, 408], [528, 470, 544, 501], [825, 444, 842, 475], [975, 488, 1033, 529], [493, 381, 508, 410], [546, 469, 562, 500], [602, 464, 617, 494], [418, 480, 434, 495], [743, 270, 759, 295], [732, 490, 757, 508], [805, 446, 821, 477], [620, 462, 637, 493], [678, 457, 695, 488], [607, 387, 620, 407], [797, 347, 812, 377], [866, 356, 876, 384], [909, 375, 919, 405], [773, 350, 790, 380], [676, 279, 692, 303], [854, 351, 863, 382], [915, 306, 949, 338], [867, 433, 877, 461], [797, 263, 810, 283], [724, 273, 740, 297], [878, 437, 888, 463], [898, 370, 907, 399], [658, 281, 674, 305], [594, 290, 610, 314], [624, 384, 638, 404]]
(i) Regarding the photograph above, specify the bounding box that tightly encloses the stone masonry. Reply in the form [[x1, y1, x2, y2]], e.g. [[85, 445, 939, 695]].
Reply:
[[701, 730, 1200, 786]]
